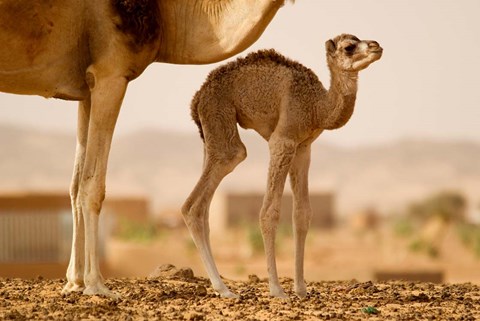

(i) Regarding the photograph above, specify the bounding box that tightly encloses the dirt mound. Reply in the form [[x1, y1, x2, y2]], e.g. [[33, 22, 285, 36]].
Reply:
[[1, 273, 479, 320], [149, 264, 195, 281]]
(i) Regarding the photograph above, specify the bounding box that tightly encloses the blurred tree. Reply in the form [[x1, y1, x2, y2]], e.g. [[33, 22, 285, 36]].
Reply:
[[404, 191, 467, 258], [408, 191, 466, 223], [456, 223, 480, 258]]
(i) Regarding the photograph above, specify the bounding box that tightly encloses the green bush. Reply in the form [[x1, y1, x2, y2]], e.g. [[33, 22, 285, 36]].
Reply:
[[116, 218, 159, 243], [456, 223, 480, 258], [247, 225, 264, 255], [393, 217, 415, 238]]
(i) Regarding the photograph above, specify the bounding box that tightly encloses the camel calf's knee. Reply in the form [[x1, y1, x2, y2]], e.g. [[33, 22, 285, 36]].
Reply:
[[293, 209, 312, 233], [259, 206, 281, 234], [224, 144, 247, 171], [181, 200, 207, 227]]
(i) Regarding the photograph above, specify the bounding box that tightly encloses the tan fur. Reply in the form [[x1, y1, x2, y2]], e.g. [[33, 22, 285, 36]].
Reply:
[[0, 0, 293, 298], [183, 34, 382, 298]]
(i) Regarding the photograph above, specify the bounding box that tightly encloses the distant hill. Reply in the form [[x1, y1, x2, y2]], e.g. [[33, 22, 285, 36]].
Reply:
[[0, 125, 479, 215]]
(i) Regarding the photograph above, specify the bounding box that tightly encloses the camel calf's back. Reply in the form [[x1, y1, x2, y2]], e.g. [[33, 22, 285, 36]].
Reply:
[[191, 49, 325, 141]]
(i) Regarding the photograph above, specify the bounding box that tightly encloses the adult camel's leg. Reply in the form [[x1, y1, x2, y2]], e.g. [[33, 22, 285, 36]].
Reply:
[[260, 136, 296, 298], [62, 98, 91, 294], [288, 143, 312, 298], [79, 69, 127, 298]]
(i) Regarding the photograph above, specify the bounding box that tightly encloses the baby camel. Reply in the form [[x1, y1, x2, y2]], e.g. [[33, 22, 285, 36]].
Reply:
[[182, 34, 383, 298]]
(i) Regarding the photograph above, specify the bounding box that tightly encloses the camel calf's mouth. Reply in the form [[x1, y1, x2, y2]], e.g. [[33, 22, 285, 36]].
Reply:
[[367, 41, 383, 55]]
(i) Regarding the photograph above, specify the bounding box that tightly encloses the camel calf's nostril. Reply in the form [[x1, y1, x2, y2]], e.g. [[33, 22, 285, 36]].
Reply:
[[369, 41, 380, 48]]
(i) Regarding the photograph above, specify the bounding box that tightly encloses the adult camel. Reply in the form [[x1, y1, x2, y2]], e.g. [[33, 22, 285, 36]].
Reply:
[[0, 0, 293, 297]]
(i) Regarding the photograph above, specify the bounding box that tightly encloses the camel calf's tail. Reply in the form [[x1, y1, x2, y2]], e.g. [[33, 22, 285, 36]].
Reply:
[[190, 90, 205, 141]]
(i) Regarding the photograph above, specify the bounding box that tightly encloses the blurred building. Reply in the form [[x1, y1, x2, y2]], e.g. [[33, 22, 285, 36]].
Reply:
[[209, 191, 335, 234], [349, 207, 382, 232], [101, 195, 151, 234], [0, 191, 150, 278]]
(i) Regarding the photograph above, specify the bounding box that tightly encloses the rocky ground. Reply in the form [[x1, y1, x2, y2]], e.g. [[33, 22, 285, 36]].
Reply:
[[1, 265, 479, 321]]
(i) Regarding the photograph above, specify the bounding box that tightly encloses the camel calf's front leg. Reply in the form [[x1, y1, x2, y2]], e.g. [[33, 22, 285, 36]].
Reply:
[[289, 143, 313, 298], [260, 137, 297, 298]]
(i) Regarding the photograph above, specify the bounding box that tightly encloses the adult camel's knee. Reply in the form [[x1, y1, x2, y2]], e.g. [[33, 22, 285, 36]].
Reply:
[[79, 180, 106, 215], [70, 182, 80, 207]]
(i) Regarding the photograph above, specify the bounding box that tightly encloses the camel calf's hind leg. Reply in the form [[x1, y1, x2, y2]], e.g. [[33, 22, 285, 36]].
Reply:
[[182, 110, 246, 298]]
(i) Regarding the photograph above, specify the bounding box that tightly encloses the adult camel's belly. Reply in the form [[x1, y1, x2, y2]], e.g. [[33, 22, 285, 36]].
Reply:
[[0, 55, 89, 100], [0, 0, 89, 100]]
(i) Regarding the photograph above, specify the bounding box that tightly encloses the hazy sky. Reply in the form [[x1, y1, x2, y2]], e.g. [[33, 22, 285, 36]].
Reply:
[[0, 0, 479, 147]]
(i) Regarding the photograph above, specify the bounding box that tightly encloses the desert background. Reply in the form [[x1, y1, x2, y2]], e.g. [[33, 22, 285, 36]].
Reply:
[[1, 0, 480, 295]]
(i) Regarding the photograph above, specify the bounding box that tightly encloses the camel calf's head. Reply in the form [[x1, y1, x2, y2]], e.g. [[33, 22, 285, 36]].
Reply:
[[325, 34, 383, 72]]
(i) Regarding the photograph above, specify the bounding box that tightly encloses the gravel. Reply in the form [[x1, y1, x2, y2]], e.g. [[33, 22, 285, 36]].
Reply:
[[1, 272, 480, 320]]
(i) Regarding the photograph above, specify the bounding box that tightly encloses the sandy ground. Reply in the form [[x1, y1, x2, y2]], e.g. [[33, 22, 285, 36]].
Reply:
[[1, 265, 480, 321]]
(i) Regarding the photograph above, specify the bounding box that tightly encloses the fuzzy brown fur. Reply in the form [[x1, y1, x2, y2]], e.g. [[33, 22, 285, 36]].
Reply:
[[191, 90, 204, 141], [204, 48, 318, 87], [191, 49, 319, 141]]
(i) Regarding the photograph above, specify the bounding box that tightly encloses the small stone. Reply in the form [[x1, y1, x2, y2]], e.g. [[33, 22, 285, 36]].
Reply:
[[248, 274, 260, 283], [148, 264, 195, 280], [184, 311, 204, 321], [173, 267, 194, 280], [196, 285, 207, 297], [148, 264, 176, 278]]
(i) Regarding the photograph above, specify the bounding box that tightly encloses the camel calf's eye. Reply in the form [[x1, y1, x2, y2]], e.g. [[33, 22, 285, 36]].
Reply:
[[344, 45, 356, 53]]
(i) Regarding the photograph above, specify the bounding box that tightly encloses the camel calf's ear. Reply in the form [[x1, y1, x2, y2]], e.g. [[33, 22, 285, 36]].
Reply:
[[325, 40, 336, 56]]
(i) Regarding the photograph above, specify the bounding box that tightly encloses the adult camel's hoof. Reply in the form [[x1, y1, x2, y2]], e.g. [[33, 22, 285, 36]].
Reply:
[[62, 281, 85, 294]]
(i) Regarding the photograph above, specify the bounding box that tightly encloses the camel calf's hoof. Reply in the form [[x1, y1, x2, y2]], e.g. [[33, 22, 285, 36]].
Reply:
[[295, 288, 307, 299], [217, 288, 239, 299], [83, 284, 120, 299], [270, 286, 288, 299], [295, 282, 307, 298]]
